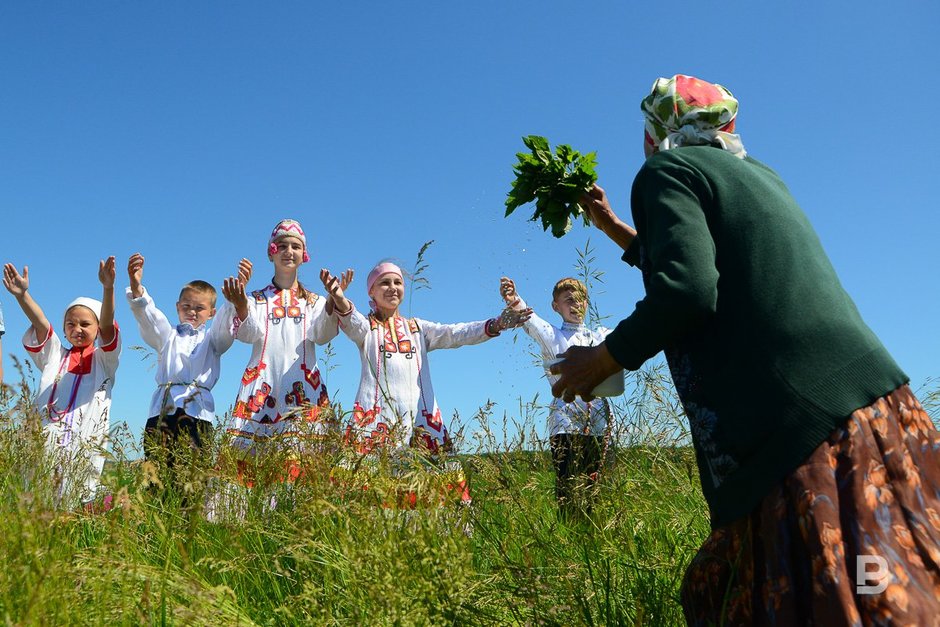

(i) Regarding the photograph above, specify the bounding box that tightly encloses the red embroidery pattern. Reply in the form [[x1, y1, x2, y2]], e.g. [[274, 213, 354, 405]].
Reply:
[[353, 402, 380, 427], [270, 289, 304, 324], [301, 362, 321, 389], [233, 400, 252, 419], [285, 381, 309, 407], [242, 361, 266, 385], [247, 382, 272, 414], [423, 407, 443, 432]]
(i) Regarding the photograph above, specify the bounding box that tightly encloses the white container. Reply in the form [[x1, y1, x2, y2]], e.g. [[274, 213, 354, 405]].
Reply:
[[543, 358, 625, 397]]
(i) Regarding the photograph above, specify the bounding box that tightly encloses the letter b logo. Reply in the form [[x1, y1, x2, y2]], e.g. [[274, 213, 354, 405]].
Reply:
[[856, 555, 888, 595]]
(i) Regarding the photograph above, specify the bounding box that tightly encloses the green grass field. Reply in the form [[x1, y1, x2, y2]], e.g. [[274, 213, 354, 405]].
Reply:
[[0, 359, 714, 626]]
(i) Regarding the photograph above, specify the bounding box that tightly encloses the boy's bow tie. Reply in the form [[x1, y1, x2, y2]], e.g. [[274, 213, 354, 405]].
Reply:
[[176, 324, 199, 336]]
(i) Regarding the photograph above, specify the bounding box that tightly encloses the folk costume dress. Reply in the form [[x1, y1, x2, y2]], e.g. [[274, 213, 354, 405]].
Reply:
[[337, 306, 502, 454], [225, 284, 339, 454], [23, 324, 120, 503]]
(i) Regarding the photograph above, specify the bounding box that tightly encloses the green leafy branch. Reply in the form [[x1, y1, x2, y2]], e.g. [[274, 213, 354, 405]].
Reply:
[[504, 135, 598, 238]]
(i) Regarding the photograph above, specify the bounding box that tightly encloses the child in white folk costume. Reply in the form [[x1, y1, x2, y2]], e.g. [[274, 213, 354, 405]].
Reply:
[[320, 262, 531, 497], [500, 276, 613, 515], [126, 253, 252, 471], [220, 219, 343, 483], [2, 258, 120, 506]]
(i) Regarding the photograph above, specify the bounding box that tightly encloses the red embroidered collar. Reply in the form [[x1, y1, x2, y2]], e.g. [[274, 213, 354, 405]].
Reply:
[[66, 344, 95, 375]]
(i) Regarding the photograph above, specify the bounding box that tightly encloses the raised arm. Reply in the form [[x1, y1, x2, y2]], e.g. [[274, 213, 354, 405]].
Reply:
[[125, 253, 175, 348], [320, 268, 353, 315], [581, 184, 637, 252], [222, 276, 249, 322], [321, 268, 353, 316], [236, 258, 253, 287], [97, 256, 117, 345], [127, 252, 145, 298], [3, 263, 51, 342], [499, 276, 557, 358]]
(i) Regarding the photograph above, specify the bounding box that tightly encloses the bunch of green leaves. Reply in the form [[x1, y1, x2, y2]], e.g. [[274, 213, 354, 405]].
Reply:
[[505, 135, 598, 238]]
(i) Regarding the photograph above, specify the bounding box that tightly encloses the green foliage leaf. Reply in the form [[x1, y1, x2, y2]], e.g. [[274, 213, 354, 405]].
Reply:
[[504, 135, 599, 238]]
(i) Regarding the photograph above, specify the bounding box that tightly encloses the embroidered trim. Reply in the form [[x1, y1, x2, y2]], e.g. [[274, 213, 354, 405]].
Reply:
[[24, 326, 54, 353], [100, 322, 120, 352]]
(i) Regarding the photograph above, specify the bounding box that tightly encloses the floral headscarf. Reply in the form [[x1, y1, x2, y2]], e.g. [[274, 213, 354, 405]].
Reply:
[[641, 75, 746, 159]]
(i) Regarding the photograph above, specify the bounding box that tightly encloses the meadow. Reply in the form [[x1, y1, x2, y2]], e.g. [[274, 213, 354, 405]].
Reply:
[[0, 354, 716, 627]]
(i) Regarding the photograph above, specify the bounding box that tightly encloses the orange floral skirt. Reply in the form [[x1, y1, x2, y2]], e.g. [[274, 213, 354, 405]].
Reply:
[[681, 384, 940, 626]]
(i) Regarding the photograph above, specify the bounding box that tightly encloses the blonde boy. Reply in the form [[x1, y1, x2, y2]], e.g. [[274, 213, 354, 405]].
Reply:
[[3, 258, 120, 505], [126, 253, 251, 466], [501, 276, 612, 514]]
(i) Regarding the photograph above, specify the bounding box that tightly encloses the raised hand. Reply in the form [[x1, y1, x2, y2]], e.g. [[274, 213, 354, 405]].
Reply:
[[236, 258, 253, 287], [339, 269, 354, 291], [222, 276, 247, 307], [127, 253, 145, 297], [222, 276, 249, 322], [3, 263, 50, 340], [495, 305, 533, 331], [2, 263, 29, 297], [99, 256, 116, 288], [320, 268, 352, 315], [579, 184, 637, 252], [499, 277, 523, 309]]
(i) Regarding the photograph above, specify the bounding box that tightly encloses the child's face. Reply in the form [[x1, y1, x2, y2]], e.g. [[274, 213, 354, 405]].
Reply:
[[176, 289, 216, 327], [63, 306, 99, 348], [552, 289, 586, 324], [369, 273, 405, 314], [272, 236, 305, 271]]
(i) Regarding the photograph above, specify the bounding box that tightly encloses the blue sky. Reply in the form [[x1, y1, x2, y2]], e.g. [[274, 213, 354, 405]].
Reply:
[[2, 3, 938, 453]]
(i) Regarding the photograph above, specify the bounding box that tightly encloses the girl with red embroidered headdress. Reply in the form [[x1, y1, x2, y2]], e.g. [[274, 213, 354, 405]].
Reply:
[[319, 262, 530, 459], [219, 219, 341, 475], [3, 257, 120, 506]]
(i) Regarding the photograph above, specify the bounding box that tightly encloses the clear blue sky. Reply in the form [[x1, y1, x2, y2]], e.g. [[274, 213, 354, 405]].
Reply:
[[2, 3, 938, 454]]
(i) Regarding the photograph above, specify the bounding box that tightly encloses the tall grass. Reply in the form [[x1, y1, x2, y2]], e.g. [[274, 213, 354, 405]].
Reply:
[[0, 352, 709, 625]]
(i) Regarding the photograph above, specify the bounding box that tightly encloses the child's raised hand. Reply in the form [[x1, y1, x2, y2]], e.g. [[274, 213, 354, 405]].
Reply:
[[127, 253, 145, 295], [236, 258, 253, 287], [99, 256, 116, 288], [2, 263, 29, 297], [500, 277, 523, 309]]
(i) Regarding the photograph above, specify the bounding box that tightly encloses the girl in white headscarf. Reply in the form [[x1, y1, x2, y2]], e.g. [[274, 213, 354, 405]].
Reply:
[[3, 258, 120, 506]]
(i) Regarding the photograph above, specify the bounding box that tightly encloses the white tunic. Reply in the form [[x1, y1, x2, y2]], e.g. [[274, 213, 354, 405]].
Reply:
[[126, 286, 237, 423], [24, 324, 121, 502], [338, 307, 500, 453], [517, 298, 611, 437], [225, 284, 339, 452]]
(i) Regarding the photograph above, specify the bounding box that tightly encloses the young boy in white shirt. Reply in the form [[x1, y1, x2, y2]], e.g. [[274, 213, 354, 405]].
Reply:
[[126, 253, 251, 469], [501, 276, 612, 516]]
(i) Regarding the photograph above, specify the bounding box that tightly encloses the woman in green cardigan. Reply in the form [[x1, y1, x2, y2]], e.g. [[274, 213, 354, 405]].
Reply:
[[552, 74, 940, 625]]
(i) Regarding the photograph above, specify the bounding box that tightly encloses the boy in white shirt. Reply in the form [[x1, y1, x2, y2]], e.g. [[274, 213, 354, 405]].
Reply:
[[126, 253, 251, 470], [501, 276, 612, 516]]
